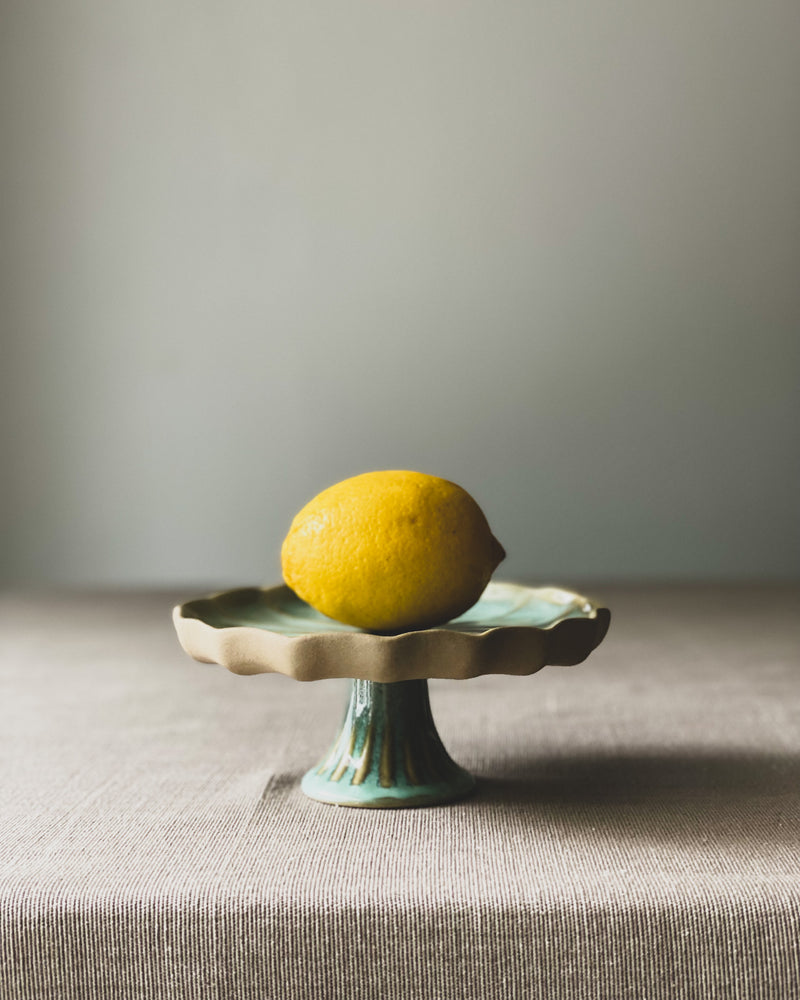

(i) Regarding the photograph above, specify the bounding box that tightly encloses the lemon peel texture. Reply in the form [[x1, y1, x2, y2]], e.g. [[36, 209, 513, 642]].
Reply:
[[281, 470, 505, 632]]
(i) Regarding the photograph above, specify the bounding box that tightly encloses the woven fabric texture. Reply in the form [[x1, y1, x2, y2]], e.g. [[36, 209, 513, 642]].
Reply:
[[1, 585, 799, 999]]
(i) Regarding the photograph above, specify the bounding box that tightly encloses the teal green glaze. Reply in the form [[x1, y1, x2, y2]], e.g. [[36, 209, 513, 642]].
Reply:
[[183, 586, 354, 636], [301, 679, 475, 808], [183, 582, 595, 637]]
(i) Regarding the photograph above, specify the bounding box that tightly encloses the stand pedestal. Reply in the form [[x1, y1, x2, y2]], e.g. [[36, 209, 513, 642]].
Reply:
[[301, 679, 476, 808], [174, 582, 611, 808]]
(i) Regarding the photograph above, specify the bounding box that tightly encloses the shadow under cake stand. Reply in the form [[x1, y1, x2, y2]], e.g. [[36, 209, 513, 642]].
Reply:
[[173, 582, 610, 808]]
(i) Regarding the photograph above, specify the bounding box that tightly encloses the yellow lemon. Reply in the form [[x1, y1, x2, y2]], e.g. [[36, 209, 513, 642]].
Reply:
[[281, 470, 505, 632]]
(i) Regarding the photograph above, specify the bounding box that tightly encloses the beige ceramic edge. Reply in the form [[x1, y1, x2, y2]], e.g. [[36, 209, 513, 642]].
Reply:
[[172, 582, 611, 683]]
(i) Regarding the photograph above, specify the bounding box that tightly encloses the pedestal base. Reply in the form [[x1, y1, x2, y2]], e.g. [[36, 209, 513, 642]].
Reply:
[[302, 679, 475, 808]]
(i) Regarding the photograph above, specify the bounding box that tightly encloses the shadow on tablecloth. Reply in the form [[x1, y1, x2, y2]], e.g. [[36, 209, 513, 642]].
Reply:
[[472, 747, 800, 848]]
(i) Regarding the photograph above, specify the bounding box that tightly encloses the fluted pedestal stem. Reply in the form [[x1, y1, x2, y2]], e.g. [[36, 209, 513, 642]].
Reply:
[[301, 679, 475, 808]]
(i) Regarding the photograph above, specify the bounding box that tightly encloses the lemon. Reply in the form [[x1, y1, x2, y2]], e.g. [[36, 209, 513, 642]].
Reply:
[[281, 470, 505, 632]]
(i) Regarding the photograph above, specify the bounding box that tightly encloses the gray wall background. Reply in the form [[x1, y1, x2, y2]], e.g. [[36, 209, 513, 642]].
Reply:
[[2, 1, 799, 587]]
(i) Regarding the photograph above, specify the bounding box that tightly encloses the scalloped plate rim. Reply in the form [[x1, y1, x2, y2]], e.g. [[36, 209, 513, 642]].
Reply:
[[172, 582, 611, 682]]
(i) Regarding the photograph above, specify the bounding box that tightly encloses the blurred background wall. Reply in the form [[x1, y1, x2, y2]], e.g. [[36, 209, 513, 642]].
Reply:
[[2, 0, 798, 588]]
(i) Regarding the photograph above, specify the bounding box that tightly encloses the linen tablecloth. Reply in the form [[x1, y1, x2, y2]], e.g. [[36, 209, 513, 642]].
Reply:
[[1, 584, 798, 998]]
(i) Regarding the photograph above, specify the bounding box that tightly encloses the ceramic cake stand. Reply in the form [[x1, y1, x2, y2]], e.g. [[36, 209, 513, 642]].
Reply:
[[173, 582, 610, 809]]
